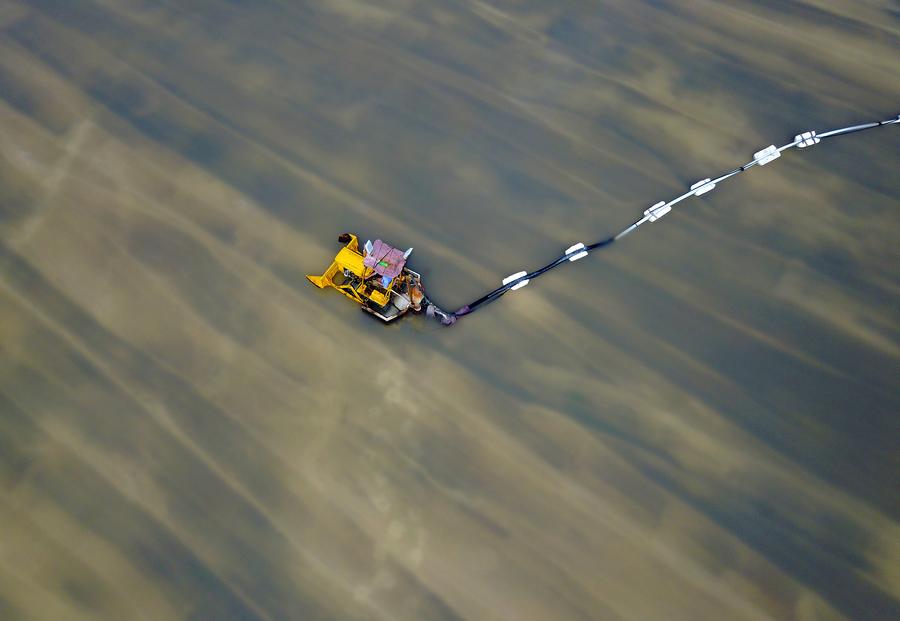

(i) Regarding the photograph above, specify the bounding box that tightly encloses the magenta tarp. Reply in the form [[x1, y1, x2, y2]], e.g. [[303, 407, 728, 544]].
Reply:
[[363, 239, 406, 279]]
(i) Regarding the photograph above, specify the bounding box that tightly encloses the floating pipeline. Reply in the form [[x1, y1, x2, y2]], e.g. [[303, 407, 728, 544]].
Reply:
[[420, 114, 900, 325]]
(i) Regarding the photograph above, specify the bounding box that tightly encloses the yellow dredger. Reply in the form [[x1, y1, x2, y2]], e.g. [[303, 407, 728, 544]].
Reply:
[[306, 233, 426, 322]]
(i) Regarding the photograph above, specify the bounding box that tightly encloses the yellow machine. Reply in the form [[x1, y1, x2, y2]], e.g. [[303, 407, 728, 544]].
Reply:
[[307, 233, 426, 322]]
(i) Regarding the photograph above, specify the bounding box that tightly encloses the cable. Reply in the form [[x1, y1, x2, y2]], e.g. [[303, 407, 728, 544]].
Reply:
[[424, 114, 900, 325]]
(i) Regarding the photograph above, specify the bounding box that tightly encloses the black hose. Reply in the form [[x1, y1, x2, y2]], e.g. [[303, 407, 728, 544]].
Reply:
[[425, 115, 898, 326]]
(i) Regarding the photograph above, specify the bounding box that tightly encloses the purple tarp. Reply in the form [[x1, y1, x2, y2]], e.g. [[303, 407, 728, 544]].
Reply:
[[363, 239, 406, 279]]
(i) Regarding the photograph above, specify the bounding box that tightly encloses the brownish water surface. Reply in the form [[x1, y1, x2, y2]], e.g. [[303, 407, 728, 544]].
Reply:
[[1, 1, 899, 619]]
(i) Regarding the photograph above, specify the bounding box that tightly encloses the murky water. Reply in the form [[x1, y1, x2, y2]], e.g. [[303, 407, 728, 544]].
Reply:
[[1, 1, 899, 619]]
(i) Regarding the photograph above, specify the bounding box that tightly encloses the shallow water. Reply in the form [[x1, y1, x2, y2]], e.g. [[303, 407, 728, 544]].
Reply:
[[1, 1, 899, 619]]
